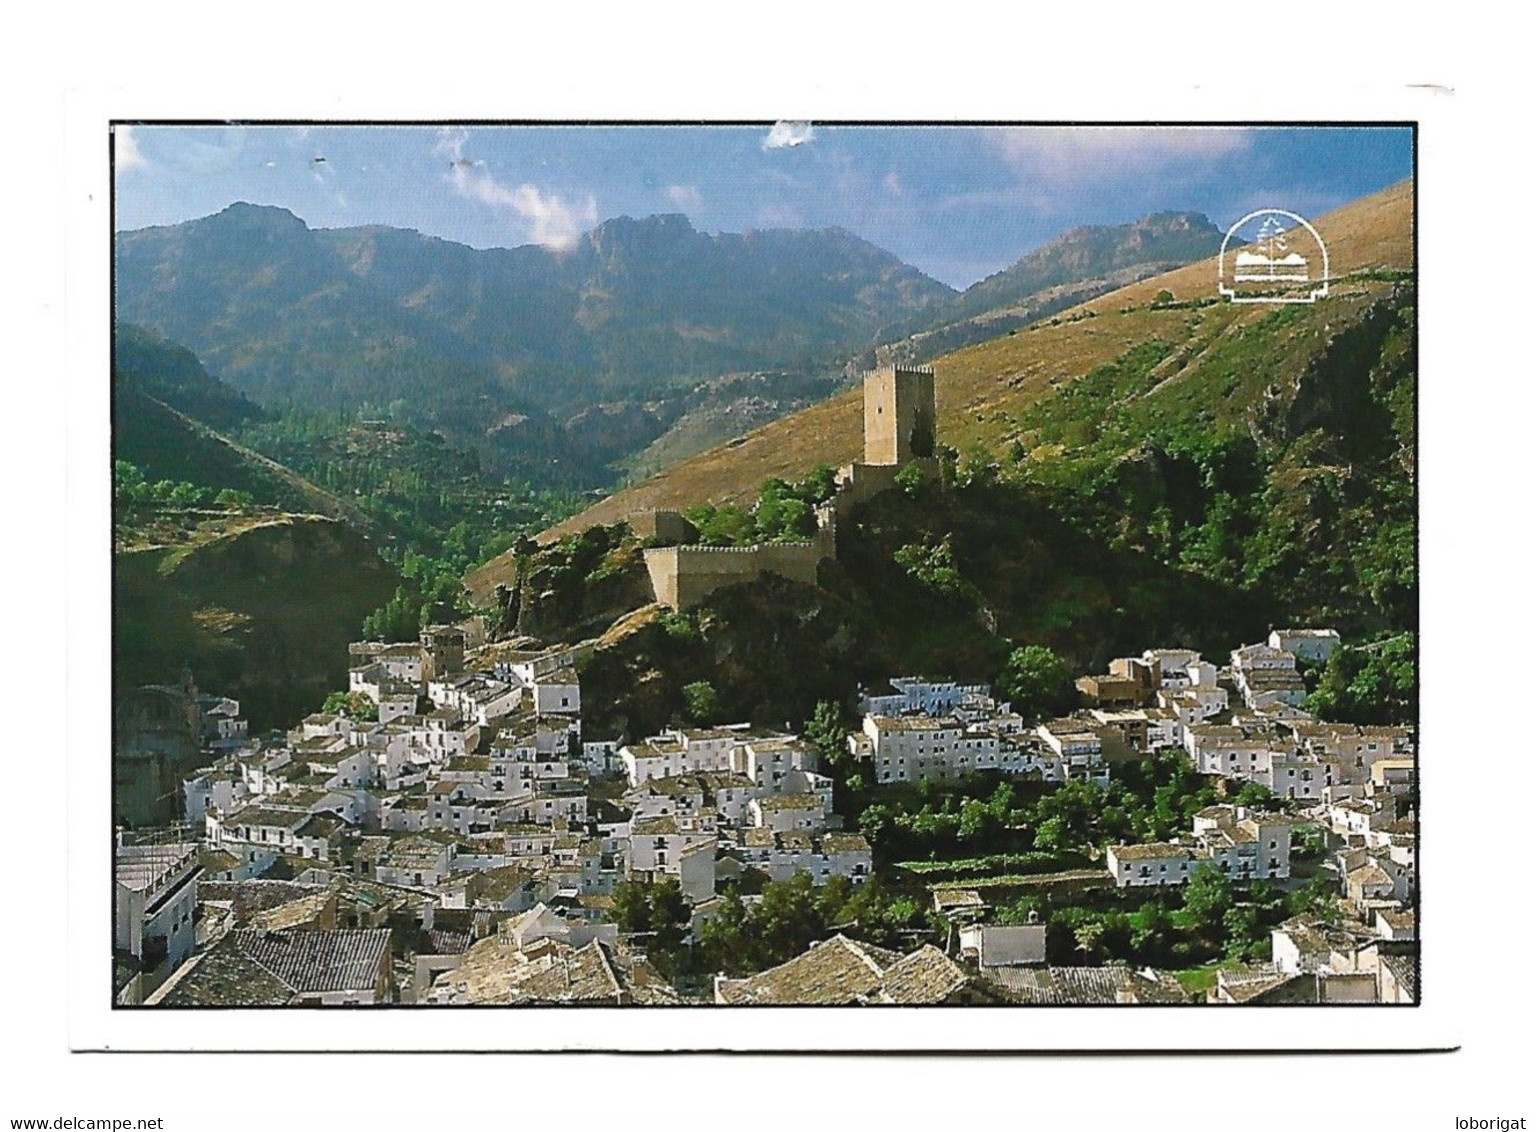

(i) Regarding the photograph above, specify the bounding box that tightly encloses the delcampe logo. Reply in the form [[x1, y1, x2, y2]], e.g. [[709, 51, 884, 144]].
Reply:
[[1218, 208, 1330, 304]]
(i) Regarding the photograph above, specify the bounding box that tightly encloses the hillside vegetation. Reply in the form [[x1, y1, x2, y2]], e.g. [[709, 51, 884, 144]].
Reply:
[[114, 323, 369, 525], [114, 515, 400, 729], [861, 210, 1231, 369], [500, 181, 1415, 731]]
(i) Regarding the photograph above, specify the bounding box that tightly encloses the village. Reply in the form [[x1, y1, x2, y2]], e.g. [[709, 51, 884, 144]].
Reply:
[[114, 367, 1417, 1008], [114, 610, 1417, 1007]]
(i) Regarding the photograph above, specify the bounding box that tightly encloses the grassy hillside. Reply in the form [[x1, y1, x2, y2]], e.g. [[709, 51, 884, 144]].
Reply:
[[539, 180, 1412, 535], [114, 322, 370, 526]]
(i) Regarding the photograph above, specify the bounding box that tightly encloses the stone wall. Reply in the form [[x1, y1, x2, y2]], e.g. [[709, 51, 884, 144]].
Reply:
[[627, 509, 698, 545], [643, 535, 831, 612]]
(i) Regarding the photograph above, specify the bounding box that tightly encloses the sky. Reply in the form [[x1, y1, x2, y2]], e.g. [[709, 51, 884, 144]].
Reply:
[[113, 123, 1413, 289]]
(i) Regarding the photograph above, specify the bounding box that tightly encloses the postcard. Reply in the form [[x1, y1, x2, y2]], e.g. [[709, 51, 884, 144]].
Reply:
[[78, 117, 1446, 1053]]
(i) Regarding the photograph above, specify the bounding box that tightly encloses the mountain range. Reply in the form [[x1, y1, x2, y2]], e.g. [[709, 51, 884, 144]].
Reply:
[[114, 203, 1232, 485]]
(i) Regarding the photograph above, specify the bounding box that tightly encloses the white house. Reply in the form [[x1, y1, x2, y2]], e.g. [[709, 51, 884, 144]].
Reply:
[[959, 919, 1047, 968], [734, 830, 872, 886], [114, 839, 200, 981], [1108, 806, 1297, 888], [1268, 628, 1342, 664], [747, 792, 831, 834], [1107, 842, 1197, 887], [859, 677, 989, 718]]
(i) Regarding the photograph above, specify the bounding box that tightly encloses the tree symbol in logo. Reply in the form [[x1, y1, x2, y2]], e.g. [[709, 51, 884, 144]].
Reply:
[[1256, 216, 1288, 278]]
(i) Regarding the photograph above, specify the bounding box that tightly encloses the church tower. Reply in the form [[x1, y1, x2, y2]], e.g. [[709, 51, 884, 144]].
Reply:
[[863, 364, 936, 466]]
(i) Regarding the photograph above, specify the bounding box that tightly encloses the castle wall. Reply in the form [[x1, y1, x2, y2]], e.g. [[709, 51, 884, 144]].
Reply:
[[643, 537, 830, 612], [634, 364, 937, 612], [628, 510, 697, 545]]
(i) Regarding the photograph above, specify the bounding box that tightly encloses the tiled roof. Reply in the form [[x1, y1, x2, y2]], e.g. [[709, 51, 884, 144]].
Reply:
[[467, 865, 537, 904], [714, 935, 900, 1005], [227, 928, 390, 993], [878, 946, 977, 1004], [754, 793, 823, 812], [984, 966, 1138, 1004], [157, 928, 390, 1004], [819, 833, 872, 854], [199, 880, 330, 922], [933, 888, 985, 911], [426, 938, 677, 1005], [1378, 950, 1417, 1000], [426, 928, 473, 955], [714, 936, 990, 1006], [249, 890, 333, 933], [154, 941, 296, 1007], [1111, 842, 1192, 861]]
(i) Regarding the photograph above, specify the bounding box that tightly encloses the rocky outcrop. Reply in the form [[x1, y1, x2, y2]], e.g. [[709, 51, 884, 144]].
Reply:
[[114, 515, 399, 730]]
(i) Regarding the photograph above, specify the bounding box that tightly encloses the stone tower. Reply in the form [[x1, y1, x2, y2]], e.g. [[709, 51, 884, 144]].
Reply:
[[863, 364, 936, 466], [420, 624, 465, 682]]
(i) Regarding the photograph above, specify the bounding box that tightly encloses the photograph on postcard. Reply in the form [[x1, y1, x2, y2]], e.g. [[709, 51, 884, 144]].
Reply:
[[107, 122, 1417, 1014]]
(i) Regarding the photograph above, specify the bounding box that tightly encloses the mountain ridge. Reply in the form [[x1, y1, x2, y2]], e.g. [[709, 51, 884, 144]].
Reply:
[[528, 179, 1413, 545]]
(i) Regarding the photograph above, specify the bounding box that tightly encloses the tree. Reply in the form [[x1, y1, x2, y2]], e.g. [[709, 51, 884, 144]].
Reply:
[[1153, 288, 1175, 307], [752, 872, 826, 965], [996, 644, 1075, 721], [215, 487, 256, 508], [1182, 863, 1235, 936], [1305, 636, 1416, 726], [1286, 875, 1339, 924], [893, 536, 978, 603], [648, 878, 691, 954], [1222, 904, 1267, 962], [893, 462, 925, 498], [321, 690, 378, 721], [362, 586, 424, 643], [612, 879, 653, 935], [1232, 780, 1276, 810], [1032, 814, 1069, 853], [697, 888, 754, 975], [167, 481, 208, 506], [858, 802, 894, 849], [804, 700, 849, 773], [996, 895, 1041, 926], [957, 443, 998, 488], [681, 680, 721, 725]]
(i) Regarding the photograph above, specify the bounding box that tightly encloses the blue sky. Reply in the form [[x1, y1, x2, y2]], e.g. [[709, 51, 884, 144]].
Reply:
[[114, 124, 1412, 289]]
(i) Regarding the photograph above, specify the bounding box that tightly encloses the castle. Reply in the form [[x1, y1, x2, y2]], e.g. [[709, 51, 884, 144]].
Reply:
[[639, 365, 938, 611]]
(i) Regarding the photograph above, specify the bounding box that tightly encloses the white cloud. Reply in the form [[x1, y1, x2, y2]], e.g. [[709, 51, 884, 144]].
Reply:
[[664, 184, 702, 211], [763, 121, 815, 150], [988, 126, 1251, 180], [882, 170, 904, 196], [447, 155, 596, 249], [437, 129, 597, 249], [115, 126, 146, 174], [434, 127, 468, 161]]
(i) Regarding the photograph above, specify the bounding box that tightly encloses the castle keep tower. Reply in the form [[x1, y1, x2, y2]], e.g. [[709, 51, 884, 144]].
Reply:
[[863, 364, 936, 466]]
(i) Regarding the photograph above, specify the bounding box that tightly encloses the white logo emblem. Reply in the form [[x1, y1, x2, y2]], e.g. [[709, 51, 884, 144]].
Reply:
[[1218, 208, 1329, 304]]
